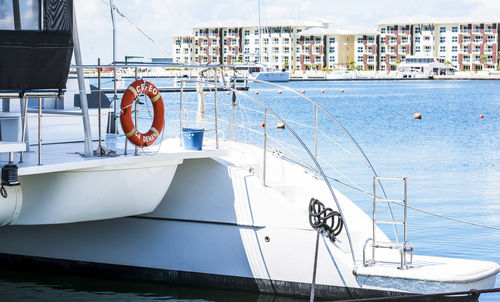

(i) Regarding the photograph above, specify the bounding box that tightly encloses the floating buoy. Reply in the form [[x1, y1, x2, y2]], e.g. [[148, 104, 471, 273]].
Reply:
[[255, 91, 259, 95], [278, 90, 282, 94], [491, 83, 495, 86], [340, 89, 344, 93], [226, 91, 230, 95], [321, 90, 325, 93], [479, 114, 484, 119], [394, 80, 398, 82], [276, 122, 285, 129], [260, 122, 266, 128], [414, 112, 422, 120], [301, 90, 305, 93]]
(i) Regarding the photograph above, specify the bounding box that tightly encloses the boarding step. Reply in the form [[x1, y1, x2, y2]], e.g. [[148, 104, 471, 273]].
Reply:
[[363, 176, 414, 270]]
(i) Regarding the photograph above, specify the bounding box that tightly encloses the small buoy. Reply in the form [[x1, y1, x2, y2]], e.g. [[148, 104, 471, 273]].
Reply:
[[479, 114, 484, 119], [255, 91, 259, 95], [340, 89, 344, 93], [491, 83, 495, 86], [260, 122, 265, 128], [414, 112, 422, 120], [276, 122, 285, 129], [321, 90, 325, 93], [301, 90, 305, 93], [226, 91, 230, 95], [278, 90, 282, 94], [394, 80, 398, 82]]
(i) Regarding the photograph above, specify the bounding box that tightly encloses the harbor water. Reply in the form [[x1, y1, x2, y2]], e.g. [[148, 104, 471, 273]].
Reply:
[[0, 80, 499, 301]]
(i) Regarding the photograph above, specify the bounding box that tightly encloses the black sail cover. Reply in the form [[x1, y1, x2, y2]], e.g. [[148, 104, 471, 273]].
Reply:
[[0, 0, 74, 91]]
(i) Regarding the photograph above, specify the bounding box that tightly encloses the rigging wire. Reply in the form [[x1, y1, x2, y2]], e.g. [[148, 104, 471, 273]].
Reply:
[[98, 0, 171, 56]]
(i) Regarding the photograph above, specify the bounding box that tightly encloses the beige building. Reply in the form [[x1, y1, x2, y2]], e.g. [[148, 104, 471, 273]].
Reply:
[[174, 18, 499, 72]]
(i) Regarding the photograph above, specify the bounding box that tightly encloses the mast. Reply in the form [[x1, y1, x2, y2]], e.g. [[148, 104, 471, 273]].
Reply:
[[110, 0, 118, 133], [72, 5, 93, 157]]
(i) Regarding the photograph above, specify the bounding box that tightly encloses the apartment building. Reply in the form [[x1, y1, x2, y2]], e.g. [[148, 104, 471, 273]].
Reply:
[[174, 21, 325, 72], [174, 18, 499, 71], [296, 27, 357, 71], [378, 18, 499, 71], [173, 34, 195, 64], [354, 32, 379, 70]]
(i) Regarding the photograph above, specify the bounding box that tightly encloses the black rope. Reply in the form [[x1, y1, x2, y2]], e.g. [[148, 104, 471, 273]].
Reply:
[[309, 198, 343, 242], [333, 287, 500, 302], [0, 186, 7, 198]]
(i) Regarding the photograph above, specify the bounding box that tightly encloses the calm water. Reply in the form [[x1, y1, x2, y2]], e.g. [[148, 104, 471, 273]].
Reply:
[[1, 80, 499, 301]]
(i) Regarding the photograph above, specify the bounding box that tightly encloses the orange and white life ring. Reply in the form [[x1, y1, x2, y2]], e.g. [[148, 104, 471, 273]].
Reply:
[[120, 80, 164, 147]]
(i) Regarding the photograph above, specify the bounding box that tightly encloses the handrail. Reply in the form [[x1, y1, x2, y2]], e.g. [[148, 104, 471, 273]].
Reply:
[[238, 78, 400, 242], [182, 77, 357, 266]]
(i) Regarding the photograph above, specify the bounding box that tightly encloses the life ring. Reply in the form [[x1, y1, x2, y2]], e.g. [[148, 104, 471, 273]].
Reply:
[[120, 80, 164, 147]]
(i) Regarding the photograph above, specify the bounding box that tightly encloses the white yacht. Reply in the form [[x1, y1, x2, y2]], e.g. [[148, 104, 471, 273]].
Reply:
[[0, 1, 497, 301], [232, 64, 290, 82]]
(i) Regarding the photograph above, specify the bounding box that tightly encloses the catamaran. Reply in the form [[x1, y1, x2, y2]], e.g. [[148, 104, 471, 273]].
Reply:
[[0, 1, 497, 301]]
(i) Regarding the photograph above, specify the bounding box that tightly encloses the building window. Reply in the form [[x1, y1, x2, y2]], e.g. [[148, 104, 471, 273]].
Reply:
[[440, 36, 445, 43], [296, 47, 300, 53], [452, 46, 457, 52], [440, 46, 446, 52], [452, 36, 457, 43], [244, 39, 249, 45], [357, 37, 363, 43], [176, 49, 180, 54], [244, 30, 250, 35], [315, 56, 321, 63], [440, 26, 446, 33], [415, 36, 420, 43], [175, 40, 180, 45], [357, 47, 363, 52], [329, 46, 335, 52], [315, 37, 322, 44], [381, 46, 385, 53], [381, 37, 385, 43], [452, 26, 458, 33], [329, 37, 335, 43], [415, 27, 421, 33], [415, 46, 420, 52], [357, 56, 363, 62], [381, 28, 386, 33], [329, 56, 335, 62], [255, 39, 259, 44]]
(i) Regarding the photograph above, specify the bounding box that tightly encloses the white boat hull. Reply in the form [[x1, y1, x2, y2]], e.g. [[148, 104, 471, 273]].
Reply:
[[13, 159, 180, 225], [253, 71, 290, 82], [0, 148, 497, 299]]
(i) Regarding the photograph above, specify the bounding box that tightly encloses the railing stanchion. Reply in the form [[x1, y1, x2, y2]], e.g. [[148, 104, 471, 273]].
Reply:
[[134, 100, 138, 156], [19, 97, 28, 163], [98, 58, 102, 156], [263, 108, 267, 186], [214, 68, 219, 149], [314, 105, 318, 176], [38, 97, 42, 165], [180, 80, 184, 147], [233, 77, 237, 141]]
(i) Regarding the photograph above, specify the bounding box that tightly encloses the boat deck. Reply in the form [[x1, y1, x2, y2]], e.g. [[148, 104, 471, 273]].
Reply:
[[0, 135, 226, 176]]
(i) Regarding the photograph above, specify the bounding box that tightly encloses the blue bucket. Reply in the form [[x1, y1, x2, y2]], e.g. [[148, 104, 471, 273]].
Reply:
[[182, 128, 204, 150]]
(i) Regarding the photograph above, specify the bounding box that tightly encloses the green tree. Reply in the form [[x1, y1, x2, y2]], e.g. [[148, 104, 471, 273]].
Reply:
[[348, 59, 356, 70]]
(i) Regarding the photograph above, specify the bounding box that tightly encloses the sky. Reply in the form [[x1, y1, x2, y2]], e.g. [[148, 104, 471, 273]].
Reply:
[[74, 0, 500, 64]]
